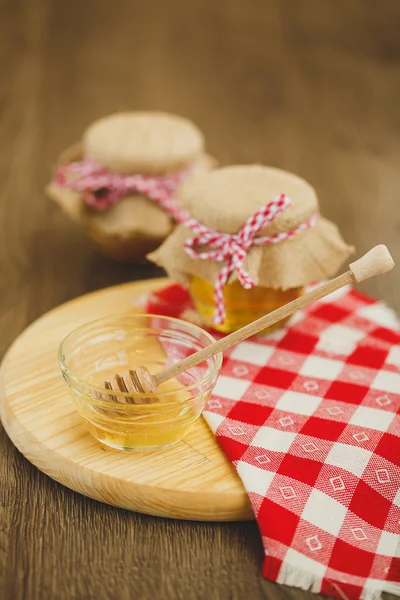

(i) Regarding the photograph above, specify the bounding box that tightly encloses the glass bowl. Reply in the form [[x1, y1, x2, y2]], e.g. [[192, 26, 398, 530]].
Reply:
[[58, 314, 222, 451]]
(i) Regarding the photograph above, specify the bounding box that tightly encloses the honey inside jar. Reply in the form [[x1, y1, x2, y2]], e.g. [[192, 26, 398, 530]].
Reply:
[[190, 276, 303, 333]]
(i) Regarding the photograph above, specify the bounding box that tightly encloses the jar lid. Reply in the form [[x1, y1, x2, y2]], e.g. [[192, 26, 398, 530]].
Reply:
[[180, 165, 318, 236], [149, 165, 354, 289], [83, 112, 205, 175]]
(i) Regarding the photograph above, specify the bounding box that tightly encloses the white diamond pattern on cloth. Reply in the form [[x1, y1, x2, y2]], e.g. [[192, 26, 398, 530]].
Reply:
[[279, 416, 295, 428], [330, 476, 346, 491], [326, 406, 343, 416], [375, 469, 391, 484], [306, 536, 323, 552], [301, 442, 319, 453], [255, 390, 273, 400], [376, 395, 392, 407], [348, 370, 367, 381], [233, 365, 250, 377], [228, 426, 246, 437], [207, 399, 222, 409], [277, 355, 295, 366], [303, 380, 320, 392], [255, 454, 271, 465], [351, 528, 368, 541], [280, 486, 297, 500]]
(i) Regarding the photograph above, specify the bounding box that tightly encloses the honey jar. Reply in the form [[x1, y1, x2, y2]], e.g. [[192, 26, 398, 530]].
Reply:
[[149, 165, 354, 333], [46, 112, 215, 262]]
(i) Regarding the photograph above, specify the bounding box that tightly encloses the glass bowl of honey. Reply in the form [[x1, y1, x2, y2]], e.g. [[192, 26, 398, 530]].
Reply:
[[58, 314, 222, 451]]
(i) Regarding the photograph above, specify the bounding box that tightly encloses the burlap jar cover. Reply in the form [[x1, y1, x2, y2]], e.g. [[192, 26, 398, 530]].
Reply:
[[46, 112, 215, 262], [149, 165, 355, 322]]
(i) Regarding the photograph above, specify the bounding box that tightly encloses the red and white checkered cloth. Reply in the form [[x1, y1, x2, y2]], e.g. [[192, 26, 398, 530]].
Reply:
[[141, 282, 400, 600]]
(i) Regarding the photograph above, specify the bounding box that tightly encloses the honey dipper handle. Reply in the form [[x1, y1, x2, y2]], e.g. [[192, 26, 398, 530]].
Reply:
[[155, 246, 394, 385]]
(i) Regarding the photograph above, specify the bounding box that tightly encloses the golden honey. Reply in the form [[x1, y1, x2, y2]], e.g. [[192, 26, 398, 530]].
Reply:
[[190, 276, 303, 333], [80, 378, 211, 451]]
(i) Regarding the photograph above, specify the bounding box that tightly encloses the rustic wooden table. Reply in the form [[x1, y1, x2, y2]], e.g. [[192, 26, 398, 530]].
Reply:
[[1, 1, 399, 599]]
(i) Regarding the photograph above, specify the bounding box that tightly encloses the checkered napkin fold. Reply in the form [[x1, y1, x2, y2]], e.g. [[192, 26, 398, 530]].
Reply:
[[141, 282, 400, 600]]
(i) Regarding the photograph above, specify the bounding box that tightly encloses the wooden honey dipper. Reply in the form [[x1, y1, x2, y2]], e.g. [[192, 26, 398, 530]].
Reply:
[[104, 245, 394, 403]]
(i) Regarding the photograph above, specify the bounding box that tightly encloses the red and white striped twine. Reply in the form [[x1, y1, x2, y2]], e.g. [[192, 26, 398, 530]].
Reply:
[[183, 194, 319, 324], [55, 161, 318, 326], [54, 157, 192, 223]]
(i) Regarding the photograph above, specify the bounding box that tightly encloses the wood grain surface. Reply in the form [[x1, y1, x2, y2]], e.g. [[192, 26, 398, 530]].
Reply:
[[1, 1, 399, 599], [0, 278, 252, 522]]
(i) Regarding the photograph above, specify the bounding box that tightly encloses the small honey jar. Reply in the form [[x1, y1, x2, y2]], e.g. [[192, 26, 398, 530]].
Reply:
[[46, 112, 215, 262], [149, 165, 354, 333]]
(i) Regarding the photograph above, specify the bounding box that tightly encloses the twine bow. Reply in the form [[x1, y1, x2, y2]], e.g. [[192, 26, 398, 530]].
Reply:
[[183, 194, 319, 324], [55, 157, 191, 223]]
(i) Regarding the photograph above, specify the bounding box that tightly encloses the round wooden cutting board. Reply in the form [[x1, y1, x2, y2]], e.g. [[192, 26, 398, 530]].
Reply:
[[0, 278, 252, 521]]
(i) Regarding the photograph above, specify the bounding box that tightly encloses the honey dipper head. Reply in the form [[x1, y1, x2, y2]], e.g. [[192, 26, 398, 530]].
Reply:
[[104, 366, 160, 405], [129, 367, 159, 395]]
